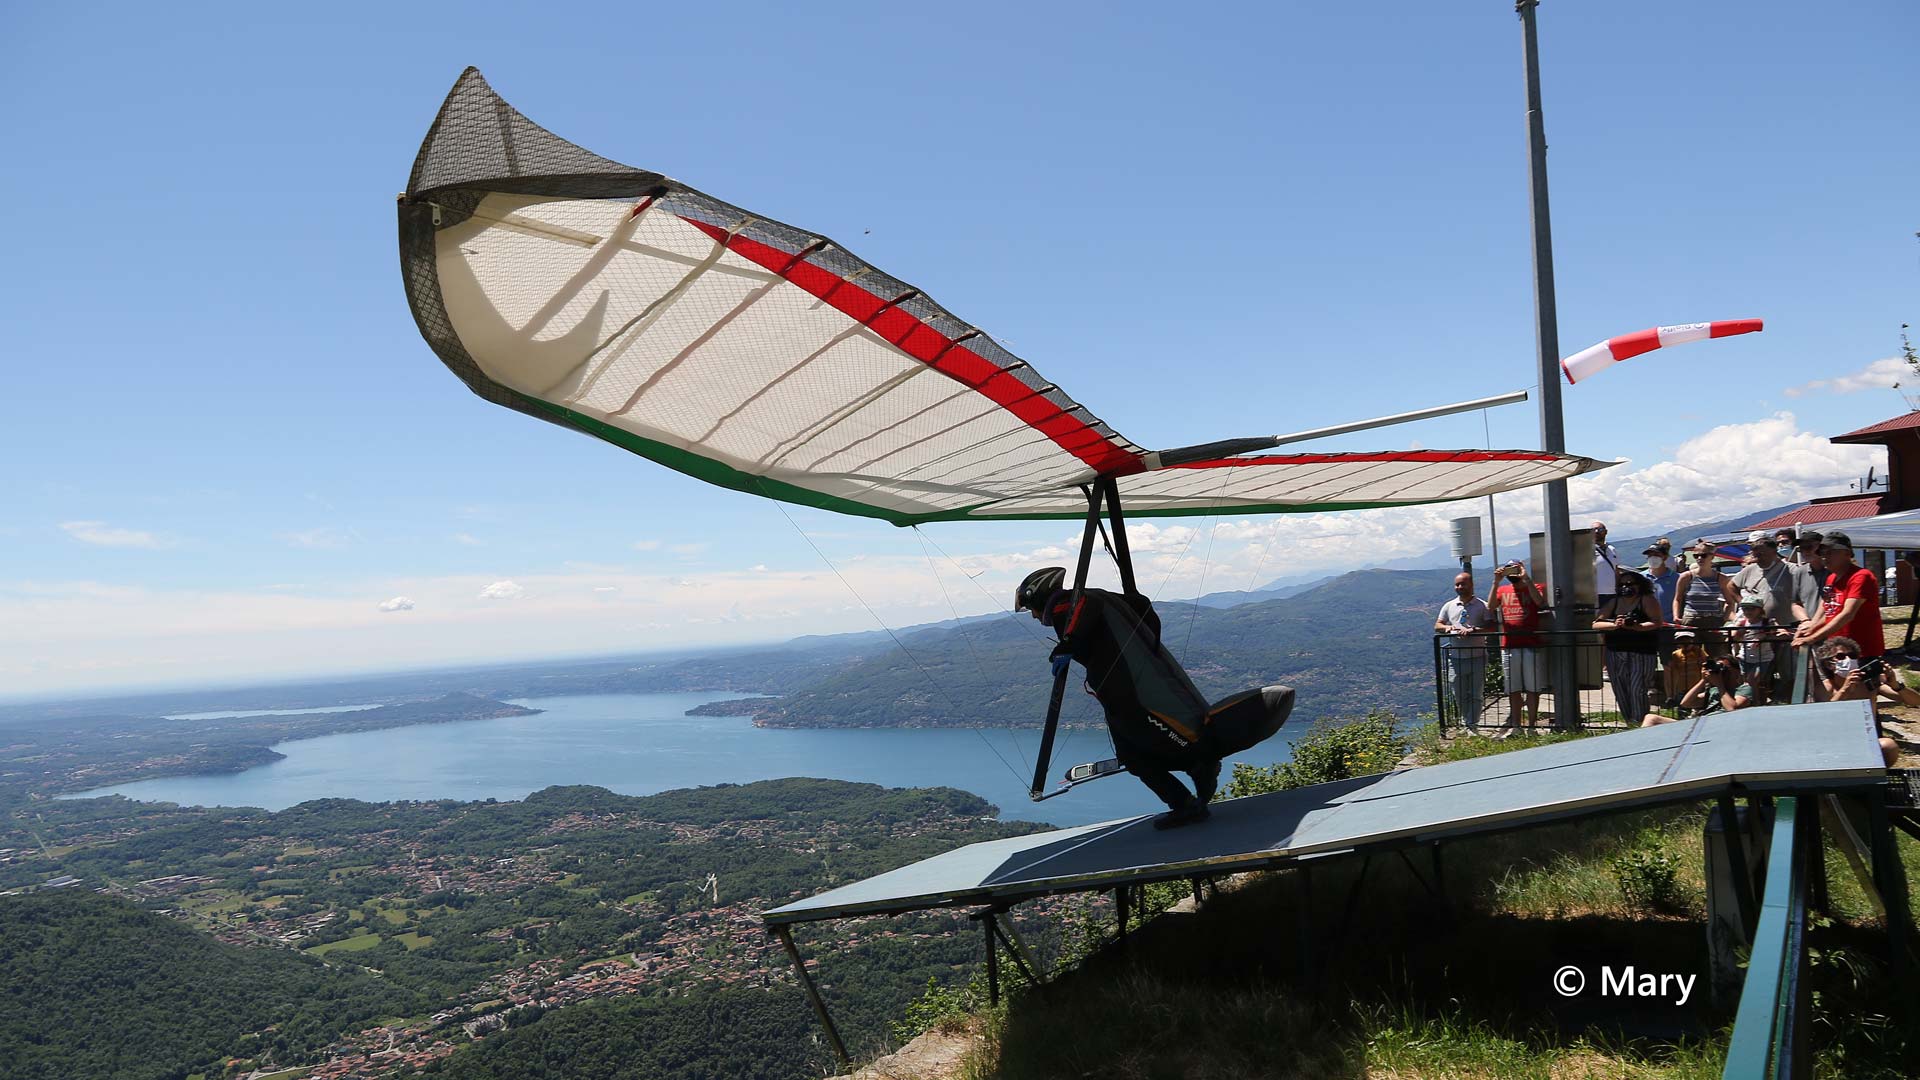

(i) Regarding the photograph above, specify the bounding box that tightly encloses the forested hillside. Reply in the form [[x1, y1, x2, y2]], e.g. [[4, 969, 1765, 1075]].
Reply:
[[0, 891, 423, 1080], [760, 567, 1459, 727], [1, 780, 1047, 1079]]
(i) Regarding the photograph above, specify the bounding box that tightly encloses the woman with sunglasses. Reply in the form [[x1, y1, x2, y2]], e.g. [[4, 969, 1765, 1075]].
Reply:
[[1593, 569, 1666, 725], [1672, 541, 1737, 656]]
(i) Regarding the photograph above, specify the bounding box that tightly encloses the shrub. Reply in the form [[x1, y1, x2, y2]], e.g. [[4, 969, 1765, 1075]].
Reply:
[[1225, 711, 1406, 798], [889, 973, 984, 1044], [1609, 838, 1681, 912]]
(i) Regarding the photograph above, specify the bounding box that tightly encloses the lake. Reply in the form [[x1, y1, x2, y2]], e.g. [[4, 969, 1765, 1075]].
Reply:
[[69, 691, 1307, 826]]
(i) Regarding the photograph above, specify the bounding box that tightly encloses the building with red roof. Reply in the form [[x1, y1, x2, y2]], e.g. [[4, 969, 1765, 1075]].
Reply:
[[1830, 411, 1920, 513]]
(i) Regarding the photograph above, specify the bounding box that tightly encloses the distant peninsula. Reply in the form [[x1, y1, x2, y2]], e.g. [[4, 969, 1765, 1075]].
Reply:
[[684, 697, 779, 717], [7, 693, 540, 796]]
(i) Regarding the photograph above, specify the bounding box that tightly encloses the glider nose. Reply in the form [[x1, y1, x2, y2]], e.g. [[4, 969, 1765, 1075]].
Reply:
[[1263, 685, 1296, 726]]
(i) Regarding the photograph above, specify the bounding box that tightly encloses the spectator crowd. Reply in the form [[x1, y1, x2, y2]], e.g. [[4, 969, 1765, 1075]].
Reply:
[[1435, 522, 1907, 765]]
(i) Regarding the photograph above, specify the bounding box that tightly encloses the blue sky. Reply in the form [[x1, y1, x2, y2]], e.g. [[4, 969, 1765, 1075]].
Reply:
[[2, 1, 1914, 698]]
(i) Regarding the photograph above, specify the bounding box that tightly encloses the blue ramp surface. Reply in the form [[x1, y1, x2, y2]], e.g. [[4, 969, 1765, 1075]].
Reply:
[[764, 701, 1883, 925]]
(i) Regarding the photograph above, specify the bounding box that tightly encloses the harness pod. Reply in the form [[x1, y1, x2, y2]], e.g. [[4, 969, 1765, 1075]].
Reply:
[[1049, 588, 1295, 763]]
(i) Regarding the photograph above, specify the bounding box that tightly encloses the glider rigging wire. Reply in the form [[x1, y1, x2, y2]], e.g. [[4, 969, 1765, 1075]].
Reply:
[[912, 527, 1032, 777], [757, 486, 1030, 788]]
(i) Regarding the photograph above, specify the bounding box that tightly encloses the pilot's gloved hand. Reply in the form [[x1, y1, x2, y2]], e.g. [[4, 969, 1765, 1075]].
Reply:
[[1050, 651, 1072, 678]]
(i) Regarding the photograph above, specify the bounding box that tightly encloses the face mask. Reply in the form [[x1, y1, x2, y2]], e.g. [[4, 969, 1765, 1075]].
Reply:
[[1648, 556, 1665, 569]]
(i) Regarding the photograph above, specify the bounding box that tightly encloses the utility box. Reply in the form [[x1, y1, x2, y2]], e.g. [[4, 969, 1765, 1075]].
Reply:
[[1704, 800, 1773, 1004], [1530, 527, 1597, 605], [1532, 529, 1602, 690]]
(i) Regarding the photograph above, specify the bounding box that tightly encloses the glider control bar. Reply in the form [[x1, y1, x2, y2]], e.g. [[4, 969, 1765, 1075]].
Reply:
[[1029, 477, 1136, 800], [1146, 388, 1530, 469]]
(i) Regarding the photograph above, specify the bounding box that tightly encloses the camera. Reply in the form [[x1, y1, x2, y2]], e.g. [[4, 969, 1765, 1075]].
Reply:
[[1860, 657, 1887, 679]]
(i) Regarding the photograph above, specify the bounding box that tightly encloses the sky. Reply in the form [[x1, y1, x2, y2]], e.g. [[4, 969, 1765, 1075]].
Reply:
[[2, 1, 1915, 700]]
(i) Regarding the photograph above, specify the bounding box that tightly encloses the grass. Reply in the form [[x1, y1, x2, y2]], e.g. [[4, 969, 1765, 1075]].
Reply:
[[305, 932, 381, 956], [394, 931, 434, 951]]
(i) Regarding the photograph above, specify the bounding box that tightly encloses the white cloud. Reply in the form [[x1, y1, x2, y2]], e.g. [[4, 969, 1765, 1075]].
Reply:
[[632, 539, 662, 551], [1, 413, 1892, 699], [1784, 357, 1908, 398], [1569, 412, 1880, 531], [478, 580, 525, 600], [58, 520, 166, 549], [377, 596, 415, 613], [452, 532, 483, 547]]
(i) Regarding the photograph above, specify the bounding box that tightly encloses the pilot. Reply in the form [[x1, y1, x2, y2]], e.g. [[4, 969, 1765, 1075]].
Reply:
[[1015, 566, 1293, 829]]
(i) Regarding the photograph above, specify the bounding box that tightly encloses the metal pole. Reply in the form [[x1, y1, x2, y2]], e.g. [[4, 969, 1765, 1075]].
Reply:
[[1518, 0, 1579, 728], [773, 926, 850, 1070]]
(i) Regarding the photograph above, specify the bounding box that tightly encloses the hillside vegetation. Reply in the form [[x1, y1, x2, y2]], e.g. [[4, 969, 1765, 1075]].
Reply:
[[762, 568, 1458, 728], [0, 890, 422, 1080]]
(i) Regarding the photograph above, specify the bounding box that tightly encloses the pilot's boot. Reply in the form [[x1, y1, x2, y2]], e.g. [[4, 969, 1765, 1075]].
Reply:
[[1152, 796, 1211, 830], [1190, 758, 1222, 806]]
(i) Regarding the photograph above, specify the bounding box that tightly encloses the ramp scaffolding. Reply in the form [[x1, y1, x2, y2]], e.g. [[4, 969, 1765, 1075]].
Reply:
[[762, 703, 1912, 1075]]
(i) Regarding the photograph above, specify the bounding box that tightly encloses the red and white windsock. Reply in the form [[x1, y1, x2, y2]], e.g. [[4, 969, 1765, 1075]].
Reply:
[[1561, 319, 1764, 385]]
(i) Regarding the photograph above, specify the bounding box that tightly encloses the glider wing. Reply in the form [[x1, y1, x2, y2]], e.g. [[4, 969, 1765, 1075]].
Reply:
[[400, 69, 1611, 524]]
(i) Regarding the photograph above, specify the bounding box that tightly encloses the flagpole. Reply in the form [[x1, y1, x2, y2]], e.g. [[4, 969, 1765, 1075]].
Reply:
[[1518, 0, 1579, 729]]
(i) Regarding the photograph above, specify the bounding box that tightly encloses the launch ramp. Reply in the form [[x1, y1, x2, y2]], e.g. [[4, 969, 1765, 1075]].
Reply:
[[765, 702, 1886, 925]]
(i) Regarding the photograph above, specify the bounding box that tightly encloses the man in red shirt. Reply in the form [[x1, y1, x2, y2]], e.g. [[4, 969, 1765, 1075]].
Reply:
[[1489, 560, 1548, 736], [1793, 531, 1884, 659]]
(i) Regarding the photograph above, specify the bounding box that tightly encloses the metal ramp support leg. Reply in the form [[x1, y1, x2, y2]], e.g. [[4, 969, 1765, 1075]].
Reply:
[[773, 925, 851, 1072], [974, 905, 1043, 1007], [1867, 797, 1915, 993]]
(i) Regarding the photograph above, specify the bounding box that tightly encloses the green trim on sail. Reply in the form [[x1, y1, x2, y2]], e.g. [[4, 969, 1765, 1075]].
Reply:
[[513, 395, 922, 525]]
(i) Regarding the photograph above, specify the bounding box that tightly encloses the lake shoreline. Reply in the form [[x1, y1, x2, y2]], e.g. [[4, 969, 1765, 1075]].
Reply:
[[61, 691, 1302, 826]]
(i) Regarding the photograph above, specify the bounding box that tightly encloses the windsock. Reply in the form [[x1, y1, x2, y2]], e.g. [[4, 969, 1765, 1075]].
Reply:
[[1561, 319, 1763, 384]]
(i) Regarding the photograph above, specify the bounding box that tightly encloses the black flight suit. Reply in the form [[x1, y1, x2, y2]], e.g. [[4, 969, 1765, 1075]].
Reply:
[[1044, 587, 1222, 812]]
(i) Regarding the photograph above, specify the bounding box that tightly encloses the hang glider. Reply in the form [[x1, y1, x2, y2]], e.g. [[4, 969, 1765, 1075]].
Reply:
[[398, 68, 1612, 526]]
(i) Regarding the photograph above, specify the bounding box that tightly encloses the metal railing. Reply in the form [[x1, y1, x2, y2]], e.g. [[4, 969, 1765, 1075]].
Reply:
[[1432, 625, 1814, 733]]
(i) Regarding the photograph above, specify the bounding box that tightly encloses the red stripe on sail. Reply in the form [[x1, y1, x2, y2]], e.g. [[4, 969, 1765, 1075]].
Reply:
[[1166, 451, 1565, 470], [680, 219, 1143, 477]]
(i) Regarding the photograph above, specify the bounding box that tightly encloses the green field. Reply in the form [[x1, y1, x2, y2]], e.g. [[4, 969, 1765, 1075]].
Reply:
[[395, 932, 433, 951], [305, 932, 380, 956]]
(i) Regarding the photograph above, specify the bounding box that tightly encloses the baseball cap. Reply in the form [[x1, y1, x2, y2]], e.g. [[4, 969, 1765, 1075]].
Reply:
[[1642, 544, 1666, 556], [1739, 593, 1765, 608], [1796, 530, 1824, 546], [1747, 530, 1770, 545], [1822, 530, 1854, 552]]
